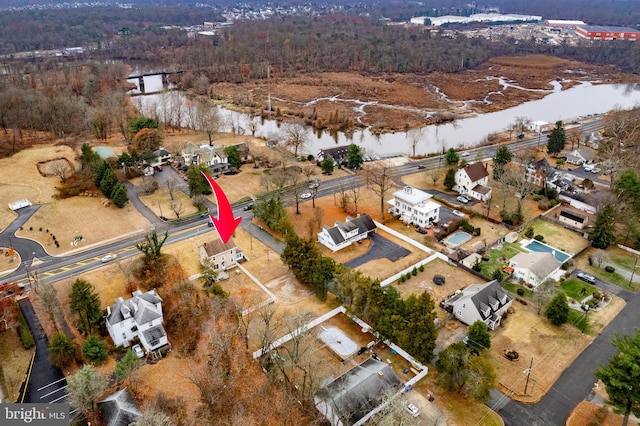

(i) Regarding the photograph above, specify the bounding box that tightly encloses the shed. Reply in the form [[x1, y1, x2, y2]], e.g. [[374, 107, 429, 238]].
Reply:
[[504, 232, 518, 243]]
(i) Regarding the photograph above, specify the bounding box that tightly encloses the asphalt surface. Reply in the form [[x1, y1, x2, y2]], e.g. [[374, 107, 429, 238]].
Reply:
[[18, 299, 67, 404], [344, 233, 411, 268], [0, 205, 51, 265]]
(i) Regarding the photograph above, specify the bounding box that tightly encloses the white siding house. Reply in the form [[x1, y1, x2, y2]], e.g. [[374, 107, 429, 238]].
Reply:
[[105, 290, 169, 353], [199, 238, 243, 272], [509, 252, 561, 287], [317, 214, 377, 252], [454, 162, 492, 201], [387, 186, 441, 227], [443, 280, 512, 330]]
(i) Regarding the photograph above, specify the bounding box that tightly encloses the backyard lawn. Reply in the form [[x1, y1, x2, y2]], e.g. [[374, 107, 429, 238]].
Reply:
[[520, 217, 589, 255], [480, 242, 527, 279], [561, 278, 600, 301]]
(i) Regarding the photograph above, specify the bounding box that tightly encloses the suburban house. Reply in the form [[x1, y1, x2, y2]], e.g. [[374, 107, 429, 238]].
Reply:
[[98, 387, 141, 426], [105, 289, 170, 354], [387, 186, 441, 227], [315, 357, 403, 426], [524, 158, 552, 188], [454, 162, 492, 201], [181, 143, 229, 173], [199, 238, 243, 272], [317, 214, 377, 252], [151, 147, 172, 166], [563, 148, 595, 166], [442, 280, 513, 330], [316, 145, 349, 165], [558, 208, 589, 229], [509, 252, 562, 287]]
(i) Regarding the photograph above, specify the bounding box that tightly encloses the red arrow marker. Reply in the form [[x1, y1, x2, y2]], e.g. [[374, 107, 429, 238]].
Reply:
[[201, 172, 242, 243]]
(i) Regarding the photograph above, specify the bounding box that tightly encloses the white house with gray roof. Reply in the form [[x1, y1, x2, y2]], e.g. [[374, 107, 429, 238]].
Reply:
[[509, 252, 561, 287], [318, 214, 377, 252], [105, 289, 169, 353], [442, 280, 512, 330], [387, 186, 440, 227]]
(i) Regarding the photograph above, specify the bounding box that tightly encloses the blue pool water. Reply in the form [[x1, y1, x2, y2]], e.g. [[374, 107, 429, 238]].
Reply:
[[445, 231, 473, 247], [524, 240, 570, 263]]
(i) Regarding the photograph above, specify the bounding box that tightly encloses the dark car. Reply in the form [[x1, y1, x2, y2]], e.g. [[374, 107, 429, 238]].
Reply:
[[243, 204, 254, 211]]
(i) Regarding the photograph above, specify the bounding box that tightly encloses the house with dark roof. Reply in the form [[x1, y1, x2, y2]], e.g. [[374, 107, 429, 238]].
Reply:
[[181, 143, 230, 173], [150, 146, 172, 167], [98, 387, 141, 426], [563, 148, 595, 166], [524, 158, 552, 188], [314, 357, 403, 426], [454, 162, 492, 201], [558, 208, 589, 229], [105, 289, 169, 353], [318, 215, 377, 252], [509, 252, 562, 287], [387, 186, 441, 227], [442, 280, 512, 330], [199, 237, 243, 272], [316, 145, 349, 165]]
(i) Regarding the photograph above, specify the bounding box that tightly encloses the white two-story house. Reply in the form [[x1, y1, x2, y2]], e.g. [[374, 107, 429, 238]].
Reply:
[[509, 252, 562, 287], [199, 238, 243, 272], [387, 186, 441, 227], [105, 289, 169, 353], [317, 214, 377, 252], [454, 162, 492, 201], [442, 280, 513, 330]]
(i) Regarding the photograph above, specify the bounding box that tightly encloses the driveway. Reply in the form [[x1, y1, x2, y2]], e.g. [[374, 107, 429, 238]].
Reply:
[[344, 233, 411, 269], [17, 299, 68, 404], [0, 205, 50, 274]]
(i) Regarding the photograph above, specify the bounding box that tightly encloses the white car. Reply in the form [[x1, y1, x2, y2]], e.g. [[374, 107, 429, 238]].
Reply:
[[300, 192, 312, 199], [405, 403, 420, 417], [101, 253, 117, 263], [461, 152, 470, 157], [132, 344, 144, 359], [452, 210, 465, 217], [457, 195, 470, 204]]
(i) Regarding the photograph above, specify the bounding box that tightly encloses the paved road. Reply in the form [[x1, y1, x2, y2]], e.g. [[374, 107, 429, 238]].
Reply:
[[17, 299, 68, 404], [0, 205, 51, 265]]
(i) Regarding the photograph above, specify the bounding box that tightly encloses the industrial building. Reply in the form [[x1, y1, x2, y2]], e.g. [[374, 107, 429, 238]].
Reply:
[[576, 25, 640, 40], [544, 19, 586, 29]]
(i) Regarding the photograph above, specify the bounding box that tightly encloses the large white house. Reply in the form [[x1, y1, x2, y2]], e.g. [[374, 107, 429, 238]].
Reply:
[[454, 162, 492, 201], [387, 186, 440, 227], [199, 238, 243, 272], [105, 289, 169, 353], [509, 252, 562, 287], [442, 280, 512, 330], [317, 214, 377, 252]]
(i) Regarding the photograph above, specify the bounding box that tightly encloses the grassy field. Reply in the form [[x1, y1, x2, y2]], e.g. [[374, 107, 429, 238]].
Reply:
[[480, 242, 527, 279], [520, 218, 590, 254], [561, 278, 600, 301]]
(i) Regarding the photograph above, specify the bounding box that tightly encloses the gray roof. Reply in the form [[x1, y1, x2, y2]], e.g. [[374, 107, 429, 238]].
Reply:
[[98, 387, 141, 426], [511, 252, 561, 279], [106, 290, 163, 326], [324, 214, 377, 245], [142, 324, 167, 347], [468, 280, 512, 320], [579, 25, 640, 33], [315, 357, 402, 426]]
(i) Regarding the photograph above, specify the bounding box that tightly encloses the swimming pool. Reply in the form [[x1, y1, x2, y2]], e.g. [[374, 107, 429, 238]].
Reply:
[[443, 231, 473, 248], [524, 240, 570, 263]]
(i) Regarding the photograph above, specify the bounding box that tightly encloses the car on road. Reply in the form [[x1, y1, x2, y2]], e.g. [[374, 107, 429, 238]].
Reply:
[[101, 253, 117, 263], [405, 403, 420, 417], [457, 195, 470, 204], [132, 344, 145, 359], [308, 182, 320, 189], [452, 210, 465, 217], [243, 203, 254, 211], [577, 272, 596, 284], [418, 164, 426, 169], [461, 151, 470, 157], [300, 192, 312, 199], [590, 167, 602, 174]]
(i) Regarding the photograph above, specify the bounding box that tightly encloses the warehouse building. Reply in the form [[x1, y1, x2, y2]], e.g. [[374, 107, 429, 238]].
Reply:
[[544, 19, 586, 29], [576, 25, 640, 40]]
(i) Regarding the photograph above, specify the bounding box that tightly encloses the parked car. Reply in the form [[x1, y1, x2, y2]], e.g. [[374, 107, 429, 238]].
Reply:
[[452, 210, 465, 217], [101, 253, 117, 263], [577, 272, 596, 284], [457, 195, 470, 204], [300, 192, 312, 199], [132, 344, 144, 359], [405, 403, 420, 417], [416, 227, 428, 234], [590, 167, 602, 174]]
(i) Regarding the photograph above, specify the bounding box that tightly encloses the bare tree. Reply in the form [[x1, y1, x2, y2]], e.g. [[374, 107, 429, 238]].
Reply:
[[257, 304, 283, 366], [408, 128, 424, 158], [195, 100, 222, 146], [283, 119, 309, 157], [169, 201, 185, 219], [244, 113, 259, 136], [349, 176, 362, 215], [132, 410, 174, 426], [51, 159, 72, 182], [367, 161, 396, 221], [430, 168, 442, 186], [301, 165, 316, 183], [33, 284, 62, 333], [165, 175, 181, 201], [287, 167, 304, 214]]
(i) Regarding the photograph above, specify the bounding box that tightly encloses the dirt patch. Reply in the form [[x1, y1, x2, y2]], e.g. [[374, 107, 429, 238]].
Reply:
[[568, 400, 638, 426], [35, 157, 75, 177]]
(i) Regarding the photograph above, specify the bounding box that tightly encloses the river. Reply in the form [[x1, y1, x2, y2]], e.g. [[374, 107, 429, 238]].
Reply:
[[128, 74, 640, 157]]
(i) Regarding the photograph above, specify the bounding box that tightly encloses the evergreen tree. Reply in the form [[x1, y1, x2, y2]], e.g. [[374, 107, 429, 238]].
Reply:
[[224, 145, 242, 170], [115, 349, 142, 382], [493, 145, 512, 180], [79, 143, 101, 172], [589, 202, 616, 249], [545, 292, 569, 325], [99, 167, 119, 198], [310, 256, 336, 300], [320, 157, 334, 174], [82, 335, 108, 365], [67, 365, 107, 419], [187, 164, 213, 196], [397, 292, 438, 363], [48, 333, 77, 368], [547, 120, 566, 155], [346, 143, 363, 169], [111, 183, 129, 208], [467, 320, 491, 354], [444, 168, 456, 191], [94, 160, 110, 187], [129, 116, 158, 137], [595, 329, 640, 426], [69, 279, 102, 335], [445, 148, 459, 166]]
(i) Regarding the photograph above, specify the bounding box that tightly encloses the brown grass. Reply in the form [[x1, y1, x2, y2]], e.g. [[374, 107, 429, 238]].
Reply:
[[0, 328, 34, 402]]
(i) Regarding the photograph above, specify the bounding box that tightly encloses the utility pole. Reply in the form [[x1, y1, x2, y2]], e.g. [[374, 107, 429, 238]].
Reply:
[[628, 255, 638, 287], [524, 357, 534, 394]]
